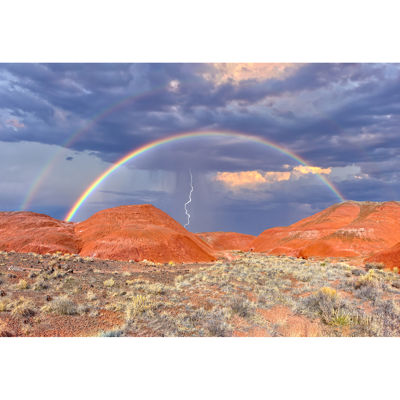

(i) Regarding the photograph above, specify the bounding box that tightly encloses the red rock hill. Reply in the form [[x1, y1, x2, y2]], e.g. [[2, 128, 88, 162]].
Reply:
[[251, 201, 400, 259], [365, 242, 400, 270], [0, 211, 80, 254], [75, 204, 216, 263], [196, 232, 255, 251]]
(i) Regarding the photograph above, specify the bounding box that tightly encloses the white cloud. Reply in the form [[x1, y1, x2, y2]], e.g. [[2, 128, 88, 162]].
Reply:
[[215, 164, 332, 189], [203, 63, 301, 85], [168, 79, 180, 92]]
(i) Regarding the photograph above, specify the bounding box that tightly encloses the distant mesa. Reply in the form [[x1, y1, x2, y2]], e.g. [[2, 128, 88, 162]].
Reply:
[[196, 231, 255, 251], [251, 201, 400, 269]]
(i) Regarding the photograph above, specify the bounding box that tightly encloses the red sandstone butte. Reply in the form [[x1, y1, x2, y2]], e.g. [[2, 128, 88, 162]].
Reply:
[[196, 231, 255, 251], [251, 201, 400, 259], [365, 242, 400, 270], [0, 211, 80, 254], [75, 204, 216, 263]]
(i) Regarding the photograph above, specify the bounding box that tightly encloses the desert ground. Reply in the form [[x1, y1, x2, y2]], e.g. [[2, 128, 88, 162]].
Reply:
[[1, 201, 400, 337], [1, 249, 400, 337]]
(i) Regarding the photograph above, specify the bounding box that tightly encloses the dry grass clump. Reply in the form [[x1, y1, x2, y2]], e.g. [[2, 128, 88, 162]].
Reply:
[[124, 280, 170, 296], [42, 296, 78, 315], [328, 309, 353, 326], [229, 296, 252, 317], [365, 262, 385, 270], [15, 279, 29, 290], [105, 300, 126, 312], [298, 287, 361, 327], [86, 290, 96, 301], [319, 287, 337, 298], [77, 304, 91, 314], [146, 282, 168, 295], [98, 328, 125, 337], [125, 295, 153, 320], [137, 304, 233, 337], [103, 278, 115, 287], [48, 259, 58, 267], [0, 299, 8, 312], [49, 270, 68, 279], [355, 285, 381, 302], [372, 299, 400, 336], [9, 297, 36, 317], [32, 277, 49, 291], [205, 310, 232, 337], [356, 269, 383, 289], [297, 285, 377, 333]]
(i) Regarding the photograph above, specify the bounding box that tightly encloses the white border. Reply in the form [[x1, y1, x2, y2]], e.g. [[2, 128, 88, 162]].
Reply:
[[1, 0, 399, 398], [0, 0, 399, 62]]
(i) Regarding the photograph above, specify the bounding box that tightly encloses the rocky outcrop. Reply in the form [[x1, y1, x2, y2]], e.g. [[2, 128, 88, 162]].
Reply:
[[251, 201, 400, 259], [0, 211, 80, 254]]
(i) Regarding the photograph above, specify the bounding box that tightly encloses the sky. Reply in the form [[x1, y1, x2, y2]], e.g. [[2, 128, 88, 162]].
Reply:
[[1, 63, 400, 235]]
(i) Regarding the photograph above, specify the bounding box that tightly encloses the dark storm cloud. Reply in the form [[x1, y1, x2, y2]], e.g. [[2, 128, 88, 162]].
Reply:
[[2, 63, 400, 168]]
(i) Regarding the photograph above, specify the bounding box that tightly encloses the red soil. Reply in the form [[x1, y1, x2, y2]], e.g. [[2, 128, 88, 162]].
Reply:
[[251, 201, 400, 260], [365, 242, 400, 270], [75, 204, 216, 263], [195, 231, 255, 251], [0, 211, 80, 254], [257, 306, 321, 337]]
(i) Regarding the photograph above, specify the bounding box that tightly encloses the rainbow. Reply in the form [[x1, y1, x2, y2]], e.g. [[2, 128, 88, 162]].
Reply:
[[20, 87, 165, 211], [64, 130, 345, 221]]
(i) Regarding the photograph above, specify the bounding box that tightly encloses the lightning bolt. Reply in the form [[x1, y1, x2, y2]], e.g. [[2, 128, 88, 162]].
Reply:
[[184, 169, 193, 228]]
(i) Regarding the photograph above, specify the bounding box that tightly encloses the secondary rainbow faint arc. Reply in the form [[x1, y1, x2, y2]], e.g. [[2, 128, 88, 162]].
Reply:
[[65, 130, 345, 222], [20, 87, 165, 212]]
